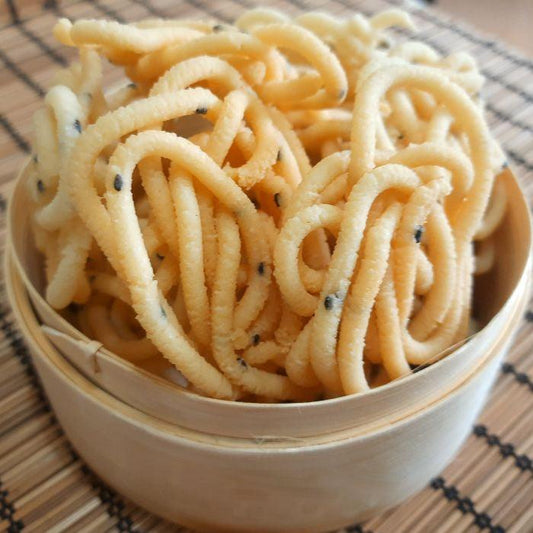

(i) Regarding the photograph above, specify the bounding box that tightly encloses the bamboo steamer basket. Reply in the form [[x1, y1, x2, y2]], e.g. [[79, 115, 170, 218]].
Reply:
[[5, 157, 532, 531], [7, 165, 532, 440], [5, 243, 530, 533]]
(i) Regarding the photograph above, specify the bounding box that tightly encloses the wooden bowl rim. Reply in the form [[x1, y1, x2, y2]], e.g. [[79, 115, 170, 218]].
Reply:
[[6, 244, 530, 449]]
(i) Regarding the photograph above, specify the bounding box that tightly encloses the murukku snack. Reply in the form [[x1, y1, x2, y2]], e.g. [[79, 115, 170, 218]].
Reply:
[[28, 7, 507, 401]]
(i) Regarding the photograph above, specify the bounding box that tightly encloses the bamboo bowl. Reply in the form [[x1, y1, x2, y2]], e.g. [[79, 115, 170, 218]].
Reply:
[[6, 166, 532, 532]]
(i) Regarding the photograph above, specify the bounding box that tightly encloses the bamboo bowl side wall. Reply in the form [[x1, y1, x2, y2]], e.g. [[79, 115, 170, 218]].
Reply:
[[5, 245, 530, 533]]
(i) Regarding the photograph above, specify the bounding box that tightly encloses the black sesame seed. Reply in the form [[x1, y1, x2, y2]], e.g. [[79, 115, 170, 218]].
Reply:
[[195, 107, 208, 115], [324, 295, 334, 310], [213, 24, 224, 32], [252, 333, 260, 346], [398, 133, 404, 140], [274, 192, 281, 207], [127, 82, 137, 89], [73, 119, 82, 133], [156, 253, 164, 260], [37, 179, 45, 193], [113, 174, 123, 191], [502, 160, 509, 169], [338, 88, 347, 100], [237, 357, 248, 369], [277, 149, 282, 162], [32, 154, 38, 163], [377, 40, 390, 50], [160, 305, 167, 318], [414, 225, 424, 244], [257, 262, 265, 275]]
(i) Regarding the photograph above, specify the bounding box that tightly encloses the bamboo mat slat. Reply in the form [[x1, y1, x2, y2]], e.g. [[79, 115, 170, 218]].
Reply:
[[0, 0, 532, 532]]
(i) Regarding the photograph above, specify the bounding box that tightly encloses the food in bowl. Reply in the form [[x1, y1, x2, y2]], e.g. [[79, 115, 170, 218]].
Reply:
[[26, 7, 507, 401]]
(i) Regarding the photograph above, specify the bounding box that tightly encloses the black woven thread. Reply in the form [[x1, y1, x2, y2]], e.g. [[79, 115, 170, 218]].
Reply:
[[324, 0, 533, 145], [484, 102, 533, 135], [0, 49, 45, 97], [345, 524, 373, 533], [345, 524, 372, 533], [69, 457, 134, 532], [182, 0, 233, 24], [473, 425, 533, 473], [94, 483, 134, 531], [5, 0, 67, 68], [129, 0, 167, 18], [430, 477, 504, 532], [43, 0, 58, 9], [0, 3, 528, 531], [5, 0, 20, 23], [352, 0, 533, 105], [501, 362, 533, 392], [506, 150, 533, 173], [402, 24, 533, 105], [182, 0, 533, 104], [88, 0, 127, 23], [382, 0, 533, 71], [43, 0, 65, 17], [482, 72, 533, 105], [0, 114, 31, 153], [0, 306, 135, 531], [0, 487, 24, 532], [282, 0, 308, 10], [16, 24, 67, 66], [0, 309, 35, 372], [0, 308, 34, 532]]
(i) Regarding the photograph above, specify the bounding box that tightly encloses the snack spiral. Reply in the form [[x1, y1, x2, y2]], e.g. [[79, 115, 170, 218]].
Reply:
[[27, 8, 507, 401]]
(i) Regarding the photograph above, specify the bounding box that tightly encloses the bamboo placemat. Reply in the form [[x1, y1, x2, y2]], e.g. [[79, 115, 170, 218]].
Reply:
[[0, 0, 532, 531]]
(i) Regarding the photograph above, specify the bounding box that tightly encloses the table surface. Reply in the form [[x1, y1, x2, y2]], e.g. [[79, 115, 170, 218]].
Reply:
[[0, 1, 532, 532]]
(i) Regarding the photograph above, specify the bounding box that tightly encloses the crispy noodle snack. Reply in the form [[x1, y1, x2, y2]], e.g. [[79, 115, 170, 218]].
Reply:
[[29, 8, 508, 400]]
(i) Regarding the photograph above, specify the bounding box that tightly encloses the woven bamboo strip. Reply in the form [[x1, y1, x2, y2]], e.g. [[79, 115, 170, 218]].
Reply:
[[0, 412, 53, 458]]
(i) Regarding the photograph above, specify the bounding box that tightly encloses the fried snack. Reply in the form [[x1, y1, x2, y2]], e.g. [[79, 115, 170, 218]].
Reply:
[[28, 8, 507, 401]]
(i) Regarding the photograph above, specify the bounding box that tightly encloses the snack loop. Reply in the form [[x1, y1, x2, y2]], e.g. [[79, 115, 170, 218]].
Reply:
[[27, 8, 507, 401]]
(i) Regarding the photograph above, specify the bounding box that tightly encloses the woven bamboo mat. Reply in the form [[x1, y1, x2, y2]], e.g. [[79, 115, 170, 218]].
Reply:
[[0, 0, 532, 531]]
